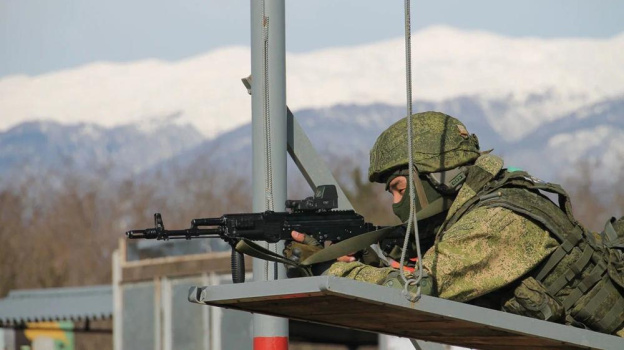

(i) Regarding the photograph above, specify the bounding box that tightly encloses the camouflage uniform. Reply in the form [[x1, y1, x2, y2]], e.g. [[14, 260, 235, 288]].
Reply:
[[421, 154, 558, 302], [327, 154, 557, 302], [324, 111, 624, 335]]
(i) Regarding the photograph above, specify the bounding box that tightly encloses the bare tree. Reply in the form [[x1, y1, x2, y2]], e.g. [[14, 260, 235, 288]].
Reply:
[[563, 160, 610, 232]]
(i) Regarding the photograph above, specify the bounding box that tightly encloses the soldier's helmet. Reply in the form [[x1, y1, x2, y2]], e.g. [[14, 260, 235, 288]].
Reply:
[[368, 111, 481, 184]]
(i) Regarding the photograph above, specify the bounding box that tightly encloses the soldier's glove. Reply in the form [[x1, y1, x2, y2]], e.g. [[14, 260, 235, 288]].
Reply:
[[283, 233, 323, 278], [360, 246, 383, 267]]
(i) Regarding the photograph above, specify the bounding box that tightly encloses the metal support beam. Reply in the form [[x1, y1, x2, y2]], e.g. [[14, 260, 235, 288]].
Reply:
[[286, 108, 353, 210], [250, 0, 288, 348], [286, 106, 391, 269]]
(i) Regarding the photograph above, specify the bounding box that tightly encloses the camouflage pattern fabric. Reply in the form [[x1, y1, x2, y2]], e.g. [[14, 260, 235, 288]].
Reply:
[[382, 270, 435, 296], [325, 203, 558, 303], [326, 261, 396, 284], [423, 206, 558, 301], [336, 127, 624, 335], [446, 153, 503, 219], [424, 154, 558, 301], [501, 277, 564, 322], [329, 154, 558, 303], [368, 111, 481, 183], [325, 261, 433, 295]]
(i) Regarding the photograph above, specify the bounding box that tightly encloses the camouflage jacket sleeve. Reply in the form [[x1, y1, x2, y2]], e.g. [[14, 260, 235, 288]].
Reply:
[[422, 206, 558, 302]]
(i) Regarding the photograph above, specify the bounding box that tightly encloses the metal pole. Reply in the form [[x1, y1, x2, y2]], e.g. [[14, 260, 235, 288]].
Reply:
[[250, 0, 288, 349], [112, 249, 122, 350]]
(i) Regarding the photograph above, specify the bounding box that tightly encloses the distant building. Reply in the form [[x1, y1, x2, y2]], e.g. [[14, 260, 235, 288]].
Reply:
[[0, 285, 111, 350], [0, 239, 379, 350]]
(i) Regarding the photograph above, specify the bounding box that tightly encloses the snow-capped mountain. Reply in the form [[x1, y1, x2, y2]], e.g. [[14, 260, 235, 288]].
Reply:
[[143, 94, 624, 189], [1, 26, 623, 141], [1, 94, 622, 194], [505, 96, 624, 185], [0, 114, 203, 186], [1, 25, 623, 193]]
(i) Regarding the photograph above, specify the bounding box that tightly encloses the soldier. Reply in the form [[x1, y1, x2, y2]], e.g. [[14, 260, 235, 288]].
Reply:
[[286, 111, 624, 336]]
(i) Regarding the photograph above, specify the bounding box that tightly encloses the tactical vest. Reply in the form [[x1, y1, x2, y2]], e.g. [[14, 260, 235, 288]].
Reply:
[[442, 165, 624, 334]]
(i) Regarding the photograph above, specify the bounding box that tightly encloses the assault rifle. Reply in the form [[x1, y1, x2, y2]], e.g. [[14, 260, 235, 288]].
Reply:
[[126, 185, 404, 283]]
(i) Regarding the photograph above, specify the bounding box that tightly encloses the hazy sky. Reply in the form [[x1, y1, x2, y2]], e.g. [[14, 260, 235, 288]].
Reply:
[[1, 0, 623, 78]]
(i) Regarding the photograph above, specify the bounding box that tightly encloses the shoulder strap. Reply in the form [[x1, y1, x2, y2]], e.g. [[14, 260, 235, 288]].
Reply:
[[235, 239, 302, 267], [445, 169, 585, 243], [235, 225, 404, 268]]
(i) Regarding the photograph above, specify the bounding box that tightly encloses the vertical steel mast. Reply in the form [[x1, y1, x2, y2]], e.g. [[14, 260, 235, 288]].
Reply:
[[250, 0, 289, 349]]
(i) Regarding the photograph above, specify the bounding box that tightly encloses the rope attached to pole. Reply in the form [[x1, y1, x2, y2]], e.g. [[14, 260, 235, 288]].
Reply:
[[261, 0, 274, 213], [261, 0, 278, 280]]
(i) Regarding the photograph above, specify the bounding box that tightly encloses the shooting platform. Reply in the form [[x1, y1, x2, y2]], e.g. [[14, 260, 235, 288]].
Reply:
[[189, 276, 624, 350]]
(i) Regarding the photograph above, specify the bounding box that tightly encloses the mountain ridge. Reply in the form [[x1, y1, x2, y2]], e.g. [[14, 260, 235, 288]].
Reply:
[[2, 25, 623, 141], [1, 94, 623, 195]]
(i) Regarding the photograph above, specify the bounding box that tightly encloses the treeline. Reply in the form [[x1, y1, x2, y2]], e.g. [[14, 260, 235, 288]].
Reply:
[[561, 159, 624, 232], [0, 158, 621, 297], [0, 162, 255, 297]]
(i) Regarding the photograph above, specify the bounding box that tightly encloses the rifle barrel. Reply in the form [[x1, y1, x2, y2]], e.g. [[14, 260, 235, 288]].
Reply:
[[125, 228, 222, 240]]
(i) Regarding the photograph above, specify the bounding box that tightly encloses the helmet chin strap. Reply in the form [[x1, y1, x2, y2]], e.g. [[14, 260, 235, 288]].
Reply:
[[416, 197, 453, 221], [411, 166, 430, 210], [412, 166, 460, 221]]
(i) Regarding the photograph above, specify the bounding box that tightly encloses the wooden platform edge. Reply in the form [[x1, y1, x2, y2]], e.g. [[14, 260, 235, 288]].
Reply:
[[188, 276, 624, 350]]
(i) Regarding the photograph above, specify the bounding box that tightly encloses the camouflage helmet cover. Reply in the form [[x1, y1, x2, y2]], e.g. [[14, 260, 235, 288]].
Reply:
[[369, 111, 481, 183]]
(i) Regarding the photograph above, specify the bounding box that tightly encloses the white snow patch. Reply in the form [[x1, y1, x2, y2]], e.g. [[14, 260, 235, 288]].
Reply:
[[1, 26, 623, 140], [547, 126, 613, 162], [77, 124, 103, 139], [545, 126, 624, 185]]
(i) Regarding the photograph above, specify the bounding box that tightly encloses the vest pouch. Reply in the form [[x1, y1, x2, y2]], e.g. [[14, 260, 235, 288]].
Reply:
[[608, 248, 624, 291], [502, 277, 564, 322], [569, 276, 624, 334], [604, 216, 624, 290]]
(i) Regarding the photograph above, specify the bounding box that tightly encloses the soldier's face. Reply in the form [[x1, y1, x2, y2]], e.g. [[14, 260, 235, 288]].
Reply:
[[388, 176, 407, 204]]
